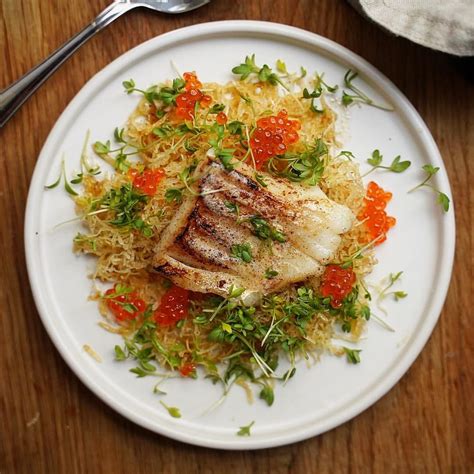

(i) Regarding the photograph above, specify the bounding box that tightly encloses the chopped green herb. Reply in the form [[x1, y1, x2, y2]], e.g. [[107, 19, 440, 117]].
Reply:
[[248, 216, 286, 242], [264, 268, 279, 279], [231, 243, 253, 263]]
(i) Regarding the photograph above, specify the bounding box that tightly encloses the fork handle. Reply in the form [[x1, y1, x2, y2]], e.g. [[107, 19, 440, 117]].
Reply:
[[0, 1, 134, 128]]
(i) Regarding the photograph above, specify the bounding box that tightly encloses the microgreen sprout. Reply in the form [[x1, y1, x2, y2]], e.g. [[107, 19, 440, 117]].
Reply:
[[267, 138, 327, 185], [378, 271, 408, 302], [210, 123, 236, 170], [342, 69, 394, 111], [408, 165, 450, 212], [302, 73, 338, 113], [362, 149, 411, 176], [123, 77, 185, 106], [232, 54, 289, 91]]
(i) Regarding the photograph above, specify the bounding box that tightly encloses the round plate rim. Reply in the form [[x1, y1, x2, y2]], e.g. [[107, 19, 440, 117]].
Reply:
[[24, 20, 455, 450]]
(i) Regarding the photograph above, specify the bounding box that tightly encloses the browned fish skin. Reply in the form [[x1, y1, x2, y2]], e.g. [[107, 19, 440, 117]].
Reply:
[[153, 160, 353, 301]]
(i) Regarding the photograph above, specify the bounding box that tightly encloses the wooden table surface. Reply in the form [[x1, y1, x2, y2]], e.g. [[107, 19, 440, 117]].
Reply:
[[1, 1, 472, 472]]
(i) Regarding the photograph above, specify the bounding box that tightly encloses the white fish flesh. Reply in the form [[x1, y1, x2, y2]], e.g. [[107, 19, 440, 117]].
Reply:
[[153, 160, 354, 303]]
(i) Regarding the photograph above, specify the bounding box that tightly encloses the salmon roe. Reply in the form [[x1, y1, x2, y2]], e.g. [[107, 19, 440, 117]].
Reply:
[[128, 168, 165, 196], [216, 111, 228, 125], [358, 181, 396, 245], [179, 363, 196, 377], [320, 265, 356, 308], [154, 285, 190, 327], [105, 285, 146, 321], [175, 72, 211, 120], [250, 110, 300, 169]]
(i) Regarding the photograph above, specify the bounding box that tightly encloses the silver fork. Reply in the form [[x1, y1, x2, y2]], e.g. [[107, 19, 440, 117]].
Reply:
[[0, 0, 210, 127]]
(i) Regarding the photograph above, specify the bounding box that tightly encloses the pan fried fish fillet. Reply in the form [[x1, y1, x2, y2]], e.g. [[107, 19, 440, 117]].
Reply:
[[153, 160, 354, 304]]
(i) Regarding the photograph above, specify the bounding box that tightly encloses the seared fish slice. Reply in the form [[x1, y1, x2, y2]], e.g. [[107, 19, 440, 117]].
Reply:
[[154, 161, 354, 303]]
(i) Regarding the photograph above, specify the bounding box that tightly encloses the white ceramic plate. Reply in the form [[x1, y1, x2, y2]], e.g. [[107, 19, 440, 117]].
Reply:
[[25, 21, 455, 450]]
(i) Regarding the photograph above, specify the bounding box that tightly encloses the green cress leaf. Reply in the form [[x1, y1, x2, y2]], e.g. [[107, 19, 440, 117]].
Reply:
[[114, 127, 126, 143], [224, 201, 239, 214], [114, 345, 126, 361], [208, 103, 226, 114], [232, 54, 257, 79], [343, 347, 362, 364], [438, 192, 450, 212], [367, 149, 383, 166], [227, 120, 244, 136], [165, 188, 183, 203], [114, 152, 131, 173], [159, 401, 182, 418], [422, 164, 439, 176], [122, 79, 136, 94], [93, 140, 111, 155], [259, 385, 275, 406], [228, 285, 245, 299], [237, 420, 255, 436], [232, 54, 289, 90], [389, 155, 411, 173], [394, 291, 408, 301]]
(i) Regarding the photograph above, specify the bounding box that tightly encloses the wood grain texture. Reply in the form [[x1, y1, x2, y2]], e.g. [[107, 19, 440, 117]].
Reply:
[[0, 1, 472, 472]]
